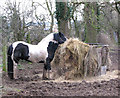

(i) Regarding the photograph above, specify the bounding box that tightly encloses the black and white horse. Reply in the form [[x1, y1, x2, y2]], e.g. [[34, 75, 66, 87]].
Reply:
[[7, 32, 67, 80]]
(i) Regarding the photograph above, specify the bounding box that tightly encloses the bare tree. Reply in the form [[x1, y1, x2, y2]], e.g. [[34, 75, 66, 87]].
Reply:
[[71, 2, 83, 39], [10, 3, 22, 41], [115, 1, 120, 44], [45, 0, 54, 33], [98, 2, 119, 43]]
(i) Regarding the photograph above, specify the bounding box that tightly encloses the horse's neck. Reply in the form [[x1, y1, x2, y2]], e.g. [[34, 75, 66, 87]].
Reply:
[[38, 35, 52, 45], [38, 38, 47, 45], [38, 33, 57, 46]]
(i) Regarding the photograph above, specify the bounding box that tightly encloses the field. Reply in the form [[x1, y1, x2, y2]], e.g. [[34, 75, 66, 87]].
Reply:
[[2, 48, 120, 97]]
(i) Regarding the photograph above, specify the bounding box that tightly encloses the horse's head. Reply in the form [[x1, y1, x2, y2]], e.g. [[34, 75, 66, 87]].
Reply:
[[53, 32, 67, 44]]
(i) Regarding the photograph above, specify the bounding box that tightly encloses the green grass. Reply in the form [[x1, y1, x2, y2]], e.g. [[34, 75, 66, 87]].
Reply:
[[0, 64, 3, 67], [17, 64, 24, 70]]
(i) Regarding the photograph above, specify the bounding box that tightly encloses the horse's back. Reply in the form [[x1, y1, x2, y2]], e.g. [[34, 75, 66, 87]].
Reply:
[[12, 41, 31, 48]]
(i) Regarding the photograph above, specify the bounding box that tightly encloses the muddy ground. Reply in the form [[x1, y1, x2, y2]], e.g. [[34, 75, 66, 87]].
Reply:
[[1, 48, 120, 97]]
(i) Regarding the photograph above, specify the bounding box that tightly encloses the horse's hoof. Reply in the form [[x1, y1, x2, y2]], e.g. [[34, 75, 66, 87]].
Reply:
[[42, 77, 49, 80], [14, 76, 19, 80], [9, 77, 17, 81], [42, 77, 55, 80], [48, 78, 55, 80], [9, 77, 14, 80]]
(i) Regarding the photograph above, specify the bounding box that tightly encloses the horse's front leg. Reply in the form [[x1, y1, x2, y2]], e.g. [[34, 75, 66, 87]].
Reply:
[[42, 66, 51, 80], [42, 58, 51, 80], [42, 66, 48, 80]]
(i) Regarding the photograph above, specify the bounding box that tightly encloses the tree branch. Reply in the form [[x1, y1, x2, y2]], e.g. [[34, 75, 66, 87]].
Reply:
[[115, 2, 120, 14]]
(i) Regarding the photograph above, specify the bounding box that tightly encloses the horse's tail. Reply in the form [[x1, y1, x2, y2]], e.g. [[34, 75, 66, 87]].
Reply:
[[7, 44, 14, 79]]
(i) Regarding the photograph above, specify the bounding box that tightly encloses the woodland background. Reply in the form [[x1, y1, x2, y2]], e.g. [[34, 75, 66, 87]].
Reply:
[[0, 0, 120, 71]]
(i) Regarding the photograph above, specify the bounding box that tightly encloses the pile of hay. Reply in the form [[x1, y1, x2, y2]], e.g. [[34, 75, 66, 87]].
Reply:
[[51, 38, 110, 80]]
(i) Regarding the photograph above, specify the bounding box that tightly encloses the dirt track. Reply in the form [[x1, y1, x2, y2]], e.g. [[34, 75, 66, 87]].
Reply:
[[2, 48, 120, 97]]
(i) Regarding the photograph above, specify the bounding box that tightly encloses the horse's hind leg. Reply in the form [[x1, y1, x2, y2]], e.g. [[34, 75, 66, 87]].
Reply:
[[42, 66, 48, 80], [13, 50, 21, 79], [13, 62, 19, 79]]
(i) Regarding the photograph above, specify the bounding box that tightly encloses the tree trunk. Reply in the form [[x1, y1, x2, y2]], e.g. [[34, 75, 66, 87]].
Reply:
[[72, 16, 81, 39], [50, 14, 54, 33], [58, 19, 70, 37], [56, 2, 70, 37], [117, 14, 120, 44], [84, 2, 99, 43], [2, 33, 7, 71], [11, 5, 23, 41], [2, 44, 7, 71]]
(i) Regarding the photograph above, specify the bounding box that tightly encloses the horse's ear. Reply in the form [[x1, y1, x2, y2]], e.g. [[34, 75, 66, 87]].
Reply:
[[59, 32, 63, 36], [59, 32, 61, 35]]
